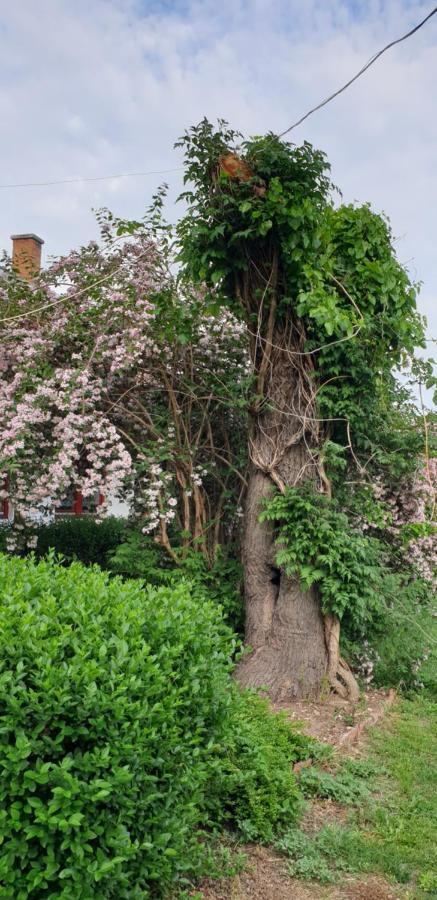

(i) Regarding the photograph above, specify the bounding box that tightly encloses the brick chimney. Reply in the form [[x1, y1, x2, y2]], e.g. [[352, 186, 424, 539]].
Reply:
[[11, 233, 44, 281]]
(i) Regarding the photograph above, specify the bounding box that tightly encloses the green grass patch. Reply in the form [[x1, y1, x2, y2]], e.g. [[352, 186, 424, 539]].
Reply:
[[275, 696, 437, 895]]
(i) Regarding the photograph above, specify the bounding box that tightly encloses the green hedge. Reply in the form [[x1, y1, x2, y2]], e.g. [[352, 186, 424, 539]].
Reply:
[[35, 516, 126, 567], [0, 553, 302, 897], [108, 532, 244, 631], [0, 553, 238, 897], [0, 516, 126, 568]]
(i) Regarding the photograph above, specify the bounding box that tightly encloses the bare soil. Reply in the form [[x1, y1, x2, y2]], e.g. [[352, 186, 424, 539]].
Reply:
[[274, 688, 396, 750], [300, 798, 350, 833], [198, 845, 404, 899], [195, 690, 401, 900]]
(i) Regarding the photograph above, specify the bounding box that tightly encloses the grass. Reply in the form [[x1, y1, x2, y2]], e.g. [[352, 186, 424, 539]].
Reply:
[[366, 695, 437, 892], [275, 696, 437, 896]]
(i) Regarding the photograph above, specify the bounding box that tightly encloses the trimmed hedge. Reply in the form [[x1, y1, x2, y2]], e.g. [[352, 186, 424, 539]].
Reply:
[[0, 516, 126, 568], [0, 553, 239, 897], [34, 516, 126, 567]]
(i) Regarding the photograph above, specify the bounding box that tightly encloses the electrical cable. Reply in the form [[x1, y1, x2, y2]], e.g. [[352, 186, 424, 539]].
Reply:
[[278, 6, 437, 137], [0, 167, 182, 189], [1, 9, 436, 189]]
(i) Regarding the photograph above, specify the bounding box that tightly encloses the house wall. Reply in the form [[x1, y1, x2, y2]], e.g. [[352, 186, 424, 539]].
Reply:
[[1, 495, 130, 526]]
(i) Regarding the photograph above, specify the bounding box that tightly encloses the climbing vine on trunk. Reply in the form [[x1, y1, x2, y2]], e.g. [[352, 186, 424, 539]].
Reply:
[[176, 119, 431, 700]]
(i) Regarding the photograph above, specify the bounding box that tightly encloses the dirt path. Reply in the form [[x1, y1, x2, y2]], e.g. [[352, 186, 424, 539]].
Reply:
[[196, 690, 402, 900], [199, 845, 403, 899]]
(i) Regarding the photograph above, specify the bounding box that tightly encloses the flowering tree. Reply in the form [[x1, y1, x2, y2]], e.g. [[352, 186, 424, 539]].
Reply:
[[0, 207, 248, 558]]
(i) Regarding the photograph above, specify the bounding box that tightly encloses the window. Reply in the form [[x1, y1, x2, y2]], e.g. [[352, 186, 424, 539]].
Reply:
[[0, 478, 9, 521], [56, 489, 104, 516]]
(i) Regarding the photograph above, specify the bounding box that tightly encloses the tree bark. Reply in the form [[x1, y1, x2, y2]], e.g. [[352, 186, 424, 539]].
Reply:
[[237, 465, 328, 700], [236, 319, 329, 700], [232, 244, 359, 701]]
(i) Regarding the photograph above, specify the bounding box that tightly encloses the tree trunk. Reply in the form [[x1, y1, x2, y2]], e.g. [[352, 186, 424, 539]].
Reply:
[[237, 463, 328, 701], [236, 319, 329, 700]]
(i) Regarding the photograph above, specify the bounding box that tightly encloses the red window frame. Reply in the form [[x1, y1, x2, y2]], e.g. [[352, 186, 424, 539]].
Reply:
[[56, 490, 104, 516], [0, 478, 10, 520]]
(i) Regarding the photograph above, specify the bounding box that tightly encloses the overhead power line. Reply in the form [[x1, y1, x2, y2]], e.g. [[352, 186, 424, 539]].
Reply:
[[278, 5, 437, 137], [1, 7, 436, 194], [0, 167, 183, 189]]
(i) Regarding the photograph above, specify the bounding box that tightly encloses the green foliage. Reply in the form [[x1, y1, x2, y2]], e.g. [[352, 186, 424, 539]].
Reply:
[[262, 485, 436, 690], [261, 486, 386, 624], [297, 758, 377, 805], [342, 576, 437, 694], [210, 692, 303, 841], [0, 552, 239, 897], [275, 697, 437, 893], [0, 552, 305, 896], [34, 516, 127, 567], [0, 517, 126, 568], [176, 120, 332, 313], [274, 829, 336, 883], [109, 531, 244, 632], [302, 203, 426, 477], [282, 732, 334, 767], [106, 528, 173, 580], [176, 119, 427, 482], [277, 826, 396, 884]]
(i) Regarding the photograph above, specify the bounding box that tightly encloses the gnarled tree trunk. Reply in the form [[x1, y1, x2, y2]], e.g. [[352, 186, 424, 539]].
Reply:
[[237, 465, 328, 700], [236, 317, 329, 700], [234, 250, 359, 702]]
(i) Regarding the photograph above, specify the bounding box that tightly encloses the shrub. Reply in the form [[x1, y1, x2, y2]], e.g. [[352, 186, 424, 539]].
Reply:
[[341, 577, 437, 695], [211, 691, 303, 841], [0, 553, 303, 897], [34, 516, 127, 567], [0, 553, 239, 897], [109, 532, 244, 632], [0, 516, 126, 568], [370, 584, 437, 696]]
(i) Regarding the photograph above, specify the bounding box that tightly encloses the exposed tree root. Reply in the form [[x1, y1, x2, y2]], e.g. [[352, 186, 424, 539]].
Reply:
[[324, 612, 360, 703]]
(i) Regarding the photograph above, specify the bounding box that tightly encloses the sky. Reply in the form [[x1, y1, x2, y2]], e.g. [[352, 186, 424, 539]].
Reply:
[[0, 0, 436, 360]]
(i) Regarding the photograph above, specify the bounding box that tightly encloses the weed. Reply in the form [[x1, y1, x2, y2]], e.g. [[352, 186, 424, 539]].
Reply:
[[297, 757, 380, 805], [274, 830, 335, 884]]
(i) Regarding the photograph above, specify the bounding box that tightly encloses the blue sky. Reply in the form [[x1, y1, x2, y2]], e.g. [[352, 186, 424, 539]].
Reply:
[[0, 0, 436, 360]]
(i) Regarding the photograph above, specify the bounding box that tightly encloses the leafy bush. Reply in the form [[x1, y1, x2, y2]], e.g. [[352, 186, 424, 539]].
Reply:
[[0, 553, 239, 897], [211, 692, 303, 841], [0, 516, 126, 568], [106, 529, 171, 580], [0, 553, 302, 897], [34, 516, 127, 567], [370, 583, 437, 696], [109, 532, 244, 631], [341, 576, 437, 694]]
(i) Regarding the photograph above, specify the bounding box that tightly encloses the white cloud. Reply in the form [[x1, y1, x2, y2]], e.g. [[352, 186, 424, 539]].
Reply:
[[0, 0, 436, 358]]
